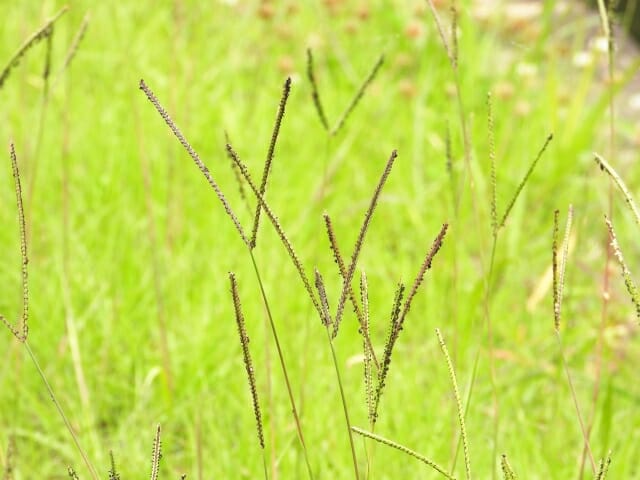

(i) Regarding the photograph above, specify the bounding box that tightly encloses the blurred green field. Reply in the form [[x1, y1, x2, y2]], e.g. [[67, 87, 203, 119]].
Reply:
[[1, 1, 640, 478]]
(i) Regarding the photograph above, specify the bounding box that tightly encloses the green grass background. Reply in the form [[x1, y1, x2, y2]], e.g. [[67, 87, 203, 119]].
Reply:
[[1, 0, 639, 478]]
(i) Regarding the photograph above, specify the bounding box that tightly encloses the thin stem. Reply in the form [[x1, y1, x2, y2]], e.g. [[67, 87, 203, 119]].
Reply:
[[249, 251, 314, 480], [24, 342, 99, 480], [325, 326, 359, 480]]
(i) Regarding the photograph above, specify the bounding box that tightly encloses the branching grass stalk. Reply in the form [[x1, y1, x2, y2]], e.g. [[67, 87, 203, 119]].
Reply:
[[436, 328, 471, 480], [351, 427, 455, 479], [2, 144, 98, 478], [141, 80, 314, 477], [0, 6, 68, 89], [333, 150, 398, 338], [323, 213, 379, 367]]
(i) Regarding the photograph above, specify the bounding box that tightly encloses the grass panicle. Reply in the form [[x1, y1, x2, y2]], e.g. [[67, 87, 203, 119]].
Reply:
[[552, 209, 560, 331], [323, 212, 379, 367], [52, 12, 90, 89], [450, 2, 458, 69], [330, 54, 384, 136], [351, 427, 455, 479], [373, 281, 405, 425], [68, 467, 79, 479], [399, 223, 449, 327], [224, 131, 252, 214], [360, 271, 375, 426], [229, 273, 266, 451], [226, 142, 321, 317], [314, 269, 333, 327], [108, 451, 121, 480], [332, 149, 398, 339], [487, 92, 497, 237], [2, 437, 14, 480], [1, 144, 29, 342], [150, 424, 162, 480], [306, 49, 329, 131], [499, 133, 553, 228], [436, 328, 471, 480], [595, 453, 612, 480], [500, 454, 517, 480], [426, 0, 454, 68], [251, 77, 292, 249], [0, 6, 68, 90], [605, 216, 640, 321], [594, 153, 640, 226], [139, 79, 250, 246], [558, 205, 573, 330]]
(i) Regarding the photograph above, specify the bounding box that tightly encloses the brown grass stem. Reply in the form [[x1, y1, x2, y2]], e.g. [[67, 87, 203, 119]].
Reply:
[[555, 332, 596, 475], [330, 55, 384, 136], [436, 328, 471, 480], [333, 149, 398, 338], [251, 77, 292, 249], [139, 79, 250, 246], [351, 427, 455, 479]]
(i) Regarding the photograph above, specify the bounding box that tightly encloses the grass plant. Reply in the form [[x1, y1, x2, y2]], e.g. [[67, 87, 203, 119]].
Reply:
[[1, 1, 640, 478]]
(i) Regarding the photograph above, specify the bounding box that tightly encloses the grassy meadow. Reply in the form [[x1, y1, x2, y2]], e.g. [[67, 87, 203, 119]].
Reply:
[[1, 0, 640, 478]]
